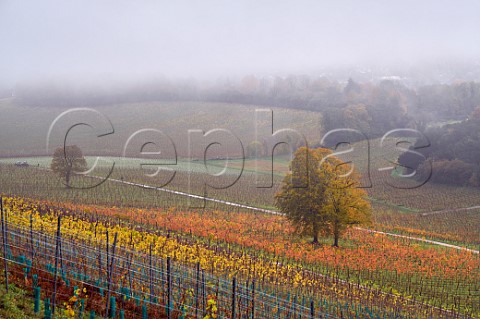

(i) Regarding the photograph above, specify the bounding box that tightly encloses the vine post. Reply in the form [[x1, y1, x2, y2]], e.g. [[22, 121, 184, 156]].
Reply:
[[51, 216, 62, 314], [0, 197, 8, 292], [167, 256, 172, 319]]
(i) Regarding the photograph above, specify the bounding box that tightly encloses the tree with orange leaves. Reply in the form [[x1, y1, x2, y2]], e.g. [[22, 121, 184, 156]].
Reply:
[[275, 147, 371, 247]]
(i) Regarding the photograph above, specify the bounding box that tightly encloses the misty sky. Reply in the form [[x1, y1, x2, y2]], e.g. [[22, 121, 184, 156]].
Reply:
[[1, 0, 479, 85]]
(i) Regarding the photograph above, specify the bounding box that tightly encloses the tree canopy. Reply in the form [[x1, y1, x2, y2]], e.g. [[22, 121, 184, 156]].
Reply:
[[275, 147, 371, 246], [399, 112, 480, 187], [51, 145, 87, 188]]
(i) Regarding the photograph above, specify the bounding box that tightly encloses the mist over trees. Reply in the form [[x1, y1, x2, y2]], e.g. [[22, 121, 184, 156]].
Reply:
[[399, 108, 480, 187], [10, 68, 480, 190], [13, 76, 480, 140]]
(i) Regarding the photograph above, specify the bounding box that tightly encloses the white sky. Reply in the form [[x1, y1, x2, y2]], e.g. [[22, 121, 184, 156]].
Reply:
[[0, 0, 479, 85]]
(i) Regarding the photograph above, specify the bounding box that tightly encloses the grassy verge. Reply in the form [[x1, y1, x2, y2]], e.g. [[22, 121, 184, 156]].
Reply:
[[0, 281, 42, 319]]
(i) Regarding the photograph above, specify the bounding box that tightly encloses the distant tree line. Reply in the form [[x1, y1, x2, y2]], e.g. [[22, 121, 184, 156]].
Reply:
[[399, 107, 480, 187], [12, 75, 480, 187], [14, 76, 480, 138]]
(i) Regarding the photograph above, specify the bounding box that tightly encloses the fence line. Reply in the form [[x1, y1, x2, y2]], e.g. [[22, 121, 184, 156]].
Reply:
[[1, 222, 339, 319]]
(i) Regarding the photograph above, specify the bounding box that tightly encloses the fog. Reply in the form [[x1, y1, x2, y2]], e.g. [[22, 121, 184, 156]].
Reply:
[[1, 0, 480, 87]]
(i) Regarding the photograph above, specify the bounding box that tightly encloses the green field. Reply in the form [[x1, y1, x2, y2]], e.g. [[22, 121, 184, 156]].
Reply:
[[0, 155, 291, 176], [0, 98, 323, 158]]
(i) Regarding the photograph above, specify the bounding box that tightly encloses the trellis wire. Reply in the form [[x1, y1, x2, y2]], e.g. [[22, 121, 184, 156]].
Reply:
[[0, 217, 471, 319]]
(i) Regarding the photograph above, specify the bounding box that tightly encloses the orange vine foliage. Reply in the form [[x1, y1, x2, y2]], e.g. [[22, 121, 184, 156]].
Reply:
[[7, 196, 477, 280]]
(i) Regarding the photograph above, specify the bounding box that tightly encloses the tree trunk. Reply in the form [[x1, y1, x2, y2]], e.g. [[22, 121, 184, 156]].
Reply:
[[333, 220, 340, 247], [312, 222, 319, 244], [333, 234, 339, 247], [65, 169, 71, 188]]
